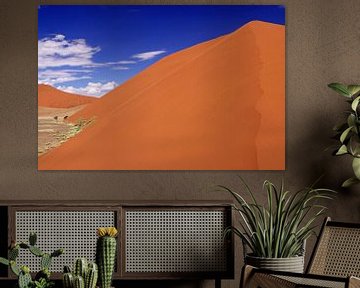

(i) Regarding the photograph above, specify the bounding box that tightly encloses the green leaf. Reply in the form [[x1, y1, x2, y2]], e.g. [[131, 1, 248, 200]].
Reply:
[[10, 261, 20, 276], [348, 135, 360, 157], [347, 85, 360, 97], [221, 179, 335, 258], [342, 177, 360, 188], [40, 254, 51, 270], [29, 232, 37, 246], [29, 246, 44, 257], [0, 257, 9, 266], [333, 122, 348, 132], [19, 243, 29, 249], [336, 145, 348, 155], [351, 96, 360, 111], [328, 83, 350, 97], [352, 157, 360, 179], [347, 114, 356, 129], [8, 247, 19, 261], [340, 126, 353, 143]]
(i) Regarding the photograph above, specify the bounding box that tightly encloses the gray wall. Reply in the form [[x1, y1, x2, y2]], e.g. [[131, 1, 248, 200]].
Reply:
[[0, 0, 360, 287]]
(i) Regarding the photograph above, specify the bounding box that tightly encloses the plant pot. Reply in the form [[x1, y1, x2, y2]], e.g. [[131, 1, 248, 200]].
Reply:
[[245, 254, 305, 273]]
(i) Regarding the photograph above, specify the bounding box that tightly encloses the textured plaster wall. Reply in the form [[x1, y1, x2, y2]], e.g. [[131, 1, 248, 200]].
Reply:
[[0, 0, 359, 287]]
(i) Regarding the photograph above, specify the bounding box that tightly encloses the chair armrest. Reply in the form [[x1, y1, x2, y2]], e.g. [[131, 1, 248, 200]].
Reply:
[[349, 276, 360, 288], [240, 265, 295, 288], [240, 265, 349, 288]]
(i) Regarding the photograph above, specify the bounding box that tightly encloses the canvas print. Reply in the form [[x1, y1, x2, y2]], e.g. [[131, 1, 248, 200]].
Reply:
[[38, 5, 285, 170]]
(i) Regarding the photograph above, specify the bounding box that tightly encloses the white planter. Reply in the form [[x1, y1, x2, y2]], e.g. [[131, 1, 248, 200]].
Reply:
[[245, 254, 305, 273]]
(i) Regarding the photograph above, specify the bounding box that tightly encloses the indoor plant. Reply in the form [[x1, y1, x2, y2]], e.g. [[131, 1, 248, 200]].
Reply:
[[220, 179, 334, 272], [0, 232, 63, 288], [328, 83, 360, 187], [96, 227, 118, 288], [62, 258, 98, 288]]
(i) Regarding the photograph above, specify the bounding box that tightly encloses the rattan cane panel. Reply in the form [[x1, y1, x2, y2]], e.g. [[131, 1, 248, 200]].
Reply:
[[310, 226, 360, 277], [277, 275, 345, 288], [125, 210, 227, 273], [15, 211, 115, 272]]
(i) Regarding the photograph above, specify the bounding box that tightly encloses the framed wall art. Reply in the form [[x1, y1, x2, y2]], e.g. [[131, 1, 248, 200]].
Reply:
[[38, 5, 285, 170]]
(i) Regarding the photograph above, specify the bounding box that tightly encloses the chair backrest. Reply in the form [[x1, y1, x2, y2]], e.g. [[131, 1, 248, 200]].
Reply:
[[307, 217, 360, 277]]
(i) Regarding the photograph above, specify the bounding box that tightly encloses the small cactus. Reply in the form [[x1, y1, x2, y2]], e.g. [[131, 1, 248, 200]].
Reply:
[[63, 260, 98, 288], [74, 258, 88, 279], [85, 263, 98, 288], [63, 272, 74, 288], [18, 268, 32, 288], [0, 232, 63, 288], [74, 275, 85, 288], [96, 227, 118, 288], [41, 253, 52, 270]]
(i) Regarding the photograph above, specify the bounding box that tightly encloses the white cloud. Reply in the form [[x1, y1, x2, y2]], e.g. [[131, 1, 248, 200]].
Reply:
[[84, 60, 136, 68], [57, 81, 117, 97], [54, 34, 65, 41], [38, 69, 92, 85], [112, 66, 130, 70], [38, 34, 136, 69], [132, 50, 166, 61], [38, 35, 100, 68]]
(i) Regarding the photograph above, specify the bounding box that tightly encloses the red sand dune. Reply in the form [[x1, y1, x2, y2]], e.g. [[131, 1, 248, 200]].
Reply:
[[38, 84, 97, 108], [38, 21, 285, 170]]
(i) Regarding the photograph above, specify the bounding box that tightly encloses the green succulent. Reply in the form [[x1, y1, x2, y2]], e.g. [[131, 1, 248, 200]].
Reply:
[[329, 83, 360, 187], [32, 277, 54, 288]]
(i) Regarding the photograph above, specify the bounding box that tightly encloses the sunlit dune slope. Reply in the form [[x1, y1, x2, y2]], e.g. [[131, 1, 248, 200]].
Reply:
[[38, 21, 285, 170]]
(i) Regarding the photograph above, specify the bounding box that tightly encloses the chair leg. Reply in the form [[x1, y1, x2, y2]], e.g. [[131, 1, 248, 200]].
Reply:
[[240, 265, 255, 288], [215, 278, 221, 288]]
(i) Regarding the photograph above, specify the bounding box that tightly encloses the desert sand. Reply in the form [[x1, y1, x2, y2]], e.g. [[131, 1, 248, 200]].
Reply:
[[38, 84, 97, 108], [38, 105, 90, 156], [38, 85, 96, 155], [38, 21, 285, 170]]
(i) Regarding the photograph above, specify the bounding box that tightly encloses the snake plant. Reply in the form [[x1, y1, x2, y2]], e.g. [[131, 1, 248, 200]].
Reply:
[[220, 178, 335, 258], [328, 83, 360, 187]]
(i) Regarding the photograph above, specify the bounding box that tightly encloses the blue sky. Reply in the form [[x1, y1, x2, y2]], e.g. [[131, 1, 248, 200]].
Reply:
[[38, 5, 285, 96]]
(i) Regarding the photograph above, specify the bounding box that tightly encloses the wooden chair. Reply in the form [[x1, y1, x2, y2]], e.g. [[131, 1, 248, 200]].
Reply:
[[241, 217, 360, 288]]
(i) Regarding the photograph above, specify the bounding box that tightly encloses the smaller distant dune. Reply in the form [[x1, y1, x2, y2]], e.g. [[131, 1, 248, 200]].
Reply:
[[38, 84, 97, 108]]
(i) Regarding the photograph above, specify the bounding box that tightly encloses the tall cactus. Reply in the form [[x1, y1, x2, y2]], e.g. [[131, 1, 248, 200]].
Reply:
[[96, 227, 118, 288]]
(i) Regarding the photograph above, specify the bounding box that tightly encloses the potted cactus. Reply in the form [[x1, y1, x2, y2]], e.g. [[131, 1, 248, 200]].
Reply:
[[96, 227, 118, 288], [63, 258, 98, 288], [0, 232, 63, 288]]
